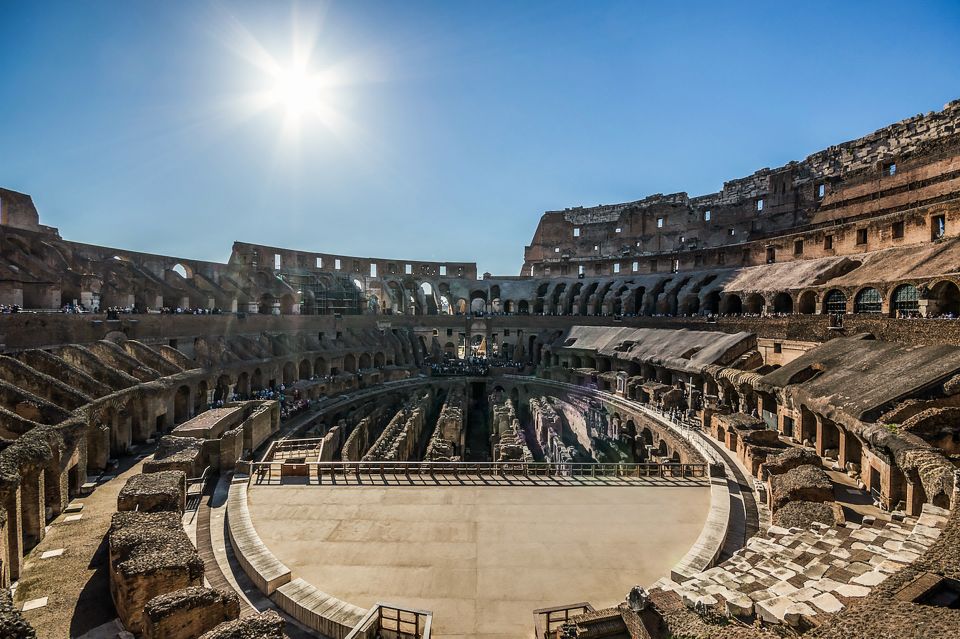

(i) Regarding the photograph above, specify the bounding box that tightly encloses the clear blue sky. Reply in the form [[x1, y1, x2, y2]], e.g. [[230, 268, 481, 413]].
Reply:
[[2, 1, 959, 275]]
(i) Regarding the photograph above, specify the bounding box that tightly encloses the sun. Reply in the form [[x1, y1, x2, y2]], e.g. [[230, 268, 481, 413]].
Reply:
[[215, 5, 370, 143], [268, 64, 322, 118]]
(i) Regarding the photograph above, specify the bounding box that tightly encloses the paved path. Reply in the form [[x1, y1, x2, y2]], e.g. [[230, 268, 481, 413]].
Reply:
[[13, 450, 150, 638]]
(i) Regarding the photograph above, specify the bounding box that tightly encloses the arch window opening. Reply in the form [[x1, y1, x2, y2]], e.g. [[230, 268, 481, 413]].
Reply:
[[892, 284, 920, 317], [824, 290, 847, 315], [854, 288, 882, 314]]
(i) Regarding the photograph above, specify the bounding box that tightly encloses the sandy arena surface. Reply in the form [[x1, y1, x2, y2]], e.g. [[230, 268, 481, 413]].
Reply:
[[248, 481, 710, 639]]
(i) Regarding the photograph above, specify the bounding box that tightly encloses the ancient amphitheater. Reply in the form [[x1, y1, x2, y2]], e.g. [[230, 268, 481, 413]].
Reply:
[[1, 100, 960, 639]]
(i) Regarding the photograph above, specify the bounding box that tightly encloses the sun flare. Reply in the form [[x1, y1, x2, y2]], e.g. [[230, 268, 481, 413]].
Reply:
[[268, 65, 322, 117]]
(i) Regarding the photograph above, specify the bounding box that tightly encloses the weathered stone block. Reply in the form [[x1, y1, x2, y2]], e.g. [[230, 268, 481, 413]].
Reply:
[[108, 511, 205, 635], [769, 464, 834, 511], [143, 436, 204, 476], [199, 610, 285, 639], [143, 586, 239, 639], [117, 471, 186, 514]]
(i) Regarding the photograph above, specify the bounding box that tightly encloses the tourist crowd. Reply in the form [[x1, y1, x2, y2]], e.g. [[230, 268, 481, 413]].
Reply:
[[227, 384, 315, 421], [428, 355, 524, 377], [59, 303, 228, 316]]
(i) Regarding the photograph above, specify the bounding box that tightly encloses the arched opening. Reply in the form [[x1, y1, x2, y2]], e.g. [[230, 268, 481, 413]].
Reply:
[[444, 341, 457, 356], [593, 281, 614, 316], [854, 287, 882, 314], [798, 290, 817, 314], [374, 352, 385, 368], [678, 295, 700, 315], [469, 290, 487, 315], [420, 282, 438, 314], [174, 385, 191, 423], [439, 295, 452, 314], [299, 359, 311, 380], [702, 290, 721, 315], [214, 375, 231, 403], [517, 300, 529, 314], [823, 289, 847, 315], [386, 281, 405, 314], [720, 293, 742, 315], [566, 283, 583, 315], [533, 299, 544, 314], [194, 380, 208, 413], [930, 280, 960, 317], [799, 406, 816, 446], [282, 361, 296, 385], [578, 282, 598, 315], [359, 353, 372, 370], [891, 283, 919, 317], [744, 293, 765, 315], [611, 285, 628, 315], [470, 297, 486, 314], [343, 353, 357, 373], [456, 298, 468, 315], [314, 357, 329, 376], [550, 283, 567, 314], [236, 372, 250, 397], [171, 263, 191, 279], [772, 292, 793, 314], [251, 368, 264, 391]]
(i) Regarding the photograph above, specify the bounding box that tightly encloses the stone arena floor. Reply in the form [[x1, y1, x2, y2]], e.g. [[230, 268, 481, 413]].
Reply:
[[248, 480, 710, 639]]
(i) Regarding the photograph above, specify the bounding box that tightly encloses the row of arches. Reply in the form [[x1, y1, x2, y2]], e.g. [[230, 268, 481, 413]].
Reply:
[[701, 281, 959, 318], [287, 270, 960, 319]]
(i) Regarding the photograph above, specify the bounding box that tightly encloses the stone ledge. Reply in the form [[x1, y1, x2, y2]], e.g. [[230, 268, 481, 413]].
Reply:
[[670, 476, 731, 582], [271, 578, 367, 639], [225, 478, 291, 595]]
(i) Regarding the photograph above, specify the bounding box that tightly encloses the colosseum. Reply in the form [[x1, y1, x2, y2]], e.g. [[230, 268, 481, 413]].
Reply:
[[2, 96, 960, 639]]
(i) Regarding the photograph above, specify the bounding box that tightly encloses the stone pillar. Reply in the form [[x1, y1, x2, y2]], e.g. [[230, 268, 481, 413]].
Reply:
[[43, 460, 66, 521], [19, 470, 44, 550], [115, 411, 133, 455], [906, 480, 924, 516], [88, 423, 110, 470], [4, 489, 22, 582], [814, 416, 826, 457]]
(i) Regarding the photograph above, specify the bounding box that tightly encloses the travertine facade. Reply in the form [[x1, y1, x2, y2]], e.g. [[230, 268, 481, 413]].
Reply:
[[3, 99, 960, 639]]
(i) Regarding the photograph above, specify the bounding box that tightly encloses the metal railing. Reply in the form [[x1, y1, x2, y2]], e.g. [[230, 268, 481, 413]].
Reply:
[[871, 486, 892, 511], [262, 437, 325, 462], [532, 602, 595, 639], [345, 602, 432, 639], [247, 459, 707, 484]]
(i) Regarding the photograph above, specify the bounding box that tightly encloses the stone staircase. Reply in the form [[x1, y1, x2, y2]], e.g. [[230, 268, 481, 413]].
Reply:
[[653, 503, 951, 628]]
